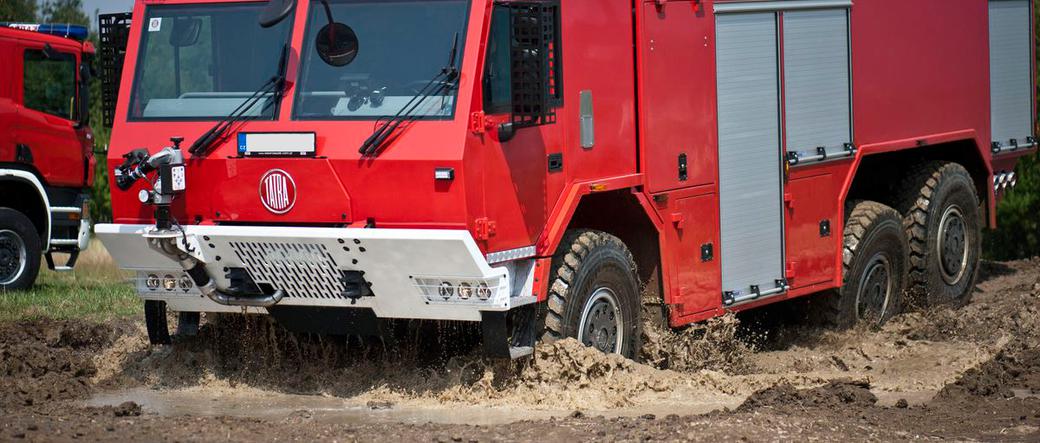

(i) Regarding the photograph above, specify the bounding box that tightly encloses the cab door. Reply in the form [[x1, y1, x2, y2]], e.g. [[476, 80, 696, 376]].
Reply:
[[13, 41, 84, 187]]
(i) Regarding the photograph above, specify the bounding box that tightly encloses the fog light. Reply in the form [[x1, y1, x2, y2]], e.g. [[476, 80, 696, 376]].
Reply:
[[179, 275, 194, 291], [145, 274, 161, 290], [438, 282, 454, 299], [162, 274, 177, 291], [458, 282, 473, 300], [476, 282, 492, 300]]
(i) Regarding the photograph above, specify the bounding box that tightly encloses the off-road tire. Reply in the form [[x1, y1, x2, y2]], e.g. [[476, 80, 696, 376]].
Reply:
[[895, 162, 981, 308], [814, 201, 907, 329], [542, 230, 642, 358], [0, 208, 42, 291]]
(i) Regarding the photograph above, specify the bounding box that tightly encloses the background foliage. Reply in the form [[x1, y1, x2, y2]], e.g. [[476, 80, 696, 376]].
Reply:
[[2, 1, 1040, 258]]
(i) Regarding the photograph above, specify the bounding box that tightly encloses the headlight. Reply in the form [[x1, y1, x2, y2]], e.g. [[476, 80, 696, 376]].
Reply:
[[145, 274, 161, 290], [438, 282, 454, 299], [179, 275, 194, 291], [162, 274, 177, 291], [477, 283, 492, 300], [457, 282, 473, 300]]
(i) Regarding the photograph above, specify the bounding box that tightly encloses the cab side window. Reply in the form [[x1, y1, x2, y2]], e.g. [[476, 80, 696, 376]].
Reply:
[[23, 49, 77, 120], [483, 5, 512, 113]]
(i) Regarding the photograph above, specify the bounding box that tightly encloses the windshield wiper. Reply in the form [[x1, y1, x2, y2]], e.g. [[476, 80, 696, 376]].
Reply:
[[188, 43, 291, 157], [359, 33, 460, 157]]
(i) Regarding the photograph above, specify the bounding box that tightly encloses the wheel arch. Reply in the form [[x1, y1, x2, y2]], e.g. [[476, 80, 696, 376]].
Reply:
[[0, 169, 51, 249], [539, 180, 664, 304], [843, 138, 992, 227]]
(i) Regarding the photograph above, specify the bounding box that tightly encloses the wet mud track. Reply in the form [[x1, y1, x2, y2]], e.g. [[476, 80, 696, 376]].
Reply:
[[2, 259, 1039, 441]]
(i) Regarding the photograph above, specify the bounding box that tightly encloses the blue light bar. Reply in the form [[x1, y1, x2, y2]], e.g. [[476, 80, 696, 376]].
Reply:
[[2, 23, 89, 41]]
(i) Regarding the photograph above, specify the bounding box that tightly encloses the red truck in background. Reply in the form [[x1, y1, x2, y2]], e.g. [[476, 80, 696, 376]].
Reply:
[[95, 0, 1035, 358], [0, 23, 95, 291]]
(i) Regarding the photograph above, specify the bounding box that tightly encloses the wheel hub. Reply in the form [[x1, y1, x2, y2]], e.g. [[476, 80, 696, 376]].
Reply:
[[578, 288, 623, 354], [937, 205, 968, 285], [857, 253, 891, 323], [0, 230, 27, 285]]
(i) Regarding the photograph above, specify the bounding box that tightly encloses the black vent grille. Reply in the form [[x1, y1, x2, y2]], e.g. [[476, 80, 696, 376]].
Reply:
[[98, 12, 132, 128], [509, 1, 561, 127]]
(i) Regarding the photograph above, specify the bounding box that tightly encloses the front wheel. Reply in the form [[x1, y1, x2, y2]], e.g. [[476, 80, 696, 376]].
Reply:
[[0, 208, 42, 291], [542, 230, 642, 358]]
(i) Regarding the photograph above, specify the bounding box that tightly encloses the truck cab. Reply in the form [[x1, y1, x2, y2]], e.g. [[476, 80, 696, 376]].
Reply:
[[0, 23, 96, 290]]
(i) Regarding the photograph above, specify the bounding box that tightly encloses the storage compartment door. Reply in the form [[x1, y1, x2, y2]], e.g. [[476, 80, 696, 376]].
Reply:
[[989, 0, 1035, 151], [715, 12, 786, 305], [783, 9, 852, 159]]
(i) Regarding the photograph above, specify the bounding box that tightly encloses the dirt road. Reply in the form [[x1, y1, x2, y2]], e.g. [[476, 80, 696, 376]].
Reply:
[[2, 259, 1039, 441]]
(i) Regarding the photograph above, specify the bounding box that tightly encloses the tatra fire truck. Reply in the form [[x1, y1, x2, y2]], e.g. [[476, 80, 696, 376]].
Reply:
[[96, 0, 1036, 358], [1, 23, 95, 291]]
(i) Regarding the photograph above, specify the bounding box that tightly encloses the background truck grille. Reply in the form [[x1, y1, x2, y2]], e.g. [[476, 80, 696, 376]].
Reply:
[[229, 242, 347, 299]]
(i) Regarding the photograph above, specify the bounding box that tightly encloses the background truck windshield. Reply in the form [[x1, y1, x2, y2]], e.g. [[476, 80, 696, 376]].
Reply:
[[128, 3, 293, 120], [293, 0, 469, 120]]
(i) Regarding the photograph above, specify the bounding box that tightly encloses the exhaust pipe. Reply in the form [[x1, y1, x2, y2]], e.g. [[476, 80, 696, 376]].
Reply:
[[148, 236, 285, 308]]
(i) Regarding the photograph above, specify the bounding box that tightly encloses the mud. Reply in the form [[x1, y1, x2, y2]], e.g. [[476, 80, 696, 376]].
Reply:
[[1, 258, 1039, 441]]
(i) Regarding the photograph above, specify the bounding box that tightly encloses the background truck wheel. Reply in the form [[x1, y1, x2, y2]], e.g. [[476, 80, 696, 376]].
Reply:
[[542, 230, 642, 358], [0, 208, 42, 291], [814, 201, 907, 329], [896, 162, 981, 308]]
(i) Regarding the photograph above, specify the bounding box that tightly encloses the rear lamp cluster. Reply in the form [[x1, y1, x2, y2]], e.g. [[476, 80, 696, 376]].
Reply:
[[994, 171, 1017, 193], [416, 277, 500, 304], [141, 272, 194, 292]]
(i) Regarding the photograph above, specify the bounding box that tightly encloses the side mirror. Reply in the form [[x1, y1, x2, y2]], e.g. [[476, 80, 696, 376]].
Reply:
[[315, 22, 359, 67], [169, 17, 202, 47], [259, 0, 296, 28], [497, 122, 516, 142]]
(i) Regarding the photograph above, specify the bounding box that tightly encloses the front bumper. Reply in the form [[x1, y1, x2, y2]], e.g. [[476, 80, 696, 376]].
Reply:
[[95, 224, 535, 321]]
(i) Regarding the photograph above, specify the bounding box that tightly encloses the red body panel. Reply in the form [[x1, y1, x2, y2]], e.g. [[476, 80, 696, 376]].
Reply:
[[108, 0, 1034, 328]]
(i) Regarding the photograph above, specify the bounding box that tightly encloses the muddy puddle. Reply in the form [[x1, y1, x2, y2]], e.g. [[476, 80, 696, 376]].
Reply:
[[4, 258, 1038, 440]]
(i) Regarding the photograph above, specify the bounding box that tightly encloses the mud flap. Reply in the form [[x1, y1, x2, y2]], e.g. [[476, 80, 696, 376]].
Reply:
[[267, 306, 389, 338], [481, 305, 537, 359], [144, 300, 171, 345]]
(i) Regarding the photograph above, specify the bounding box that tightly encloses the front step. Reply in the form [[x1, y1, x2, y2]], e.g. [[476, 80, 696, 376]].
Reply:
[[45, 250, 79, 272]]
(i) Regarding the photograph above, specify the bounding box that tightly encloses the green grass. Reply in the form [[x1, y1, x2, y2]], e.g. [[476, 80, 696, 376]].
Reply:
[[0, 240, 140, 322]]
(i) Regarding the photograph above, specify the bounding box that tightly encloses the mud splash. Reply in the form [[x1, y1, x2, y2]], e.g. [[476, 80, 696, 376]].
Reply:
[[640, 314, 756, 374]]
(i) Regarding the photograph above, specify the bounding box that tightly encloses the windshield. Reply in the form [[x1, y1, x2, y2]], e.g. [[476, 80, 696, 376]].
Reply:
[[128, 3, 293, 120], [294, 0, 469, 120]]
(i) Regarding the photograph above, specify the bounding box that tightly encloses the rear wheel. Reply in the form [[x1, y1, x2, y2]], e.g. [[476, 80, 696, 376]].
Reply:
[[542, 230, 642, 358], [0, 208, 41, 292], [814, 201, 907, 328], [896, 162, 981, 308]]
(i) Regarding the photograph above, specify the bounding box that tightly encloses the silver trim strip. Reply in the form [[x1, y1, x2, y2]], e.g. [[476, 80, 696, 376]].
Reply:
[[486, 246, 537, 264], [50, 206, 82, 214], [992, 141, 1037, 155], [715, 0, 852, 13]]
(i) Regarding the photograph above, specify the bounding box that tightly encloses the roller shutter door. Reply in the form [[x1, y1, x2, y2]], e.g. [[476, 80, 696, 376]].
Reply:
[[715, 12, 786, 304], [783, 9, 852, 157], [989, 0, 1034, 150]]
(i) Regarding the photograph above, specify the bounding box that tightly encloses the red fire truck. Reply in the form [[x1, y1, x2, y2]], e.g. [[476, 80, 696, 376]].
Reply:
[[0, 23, 96, 291], [96, 0, 1035, 357]]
